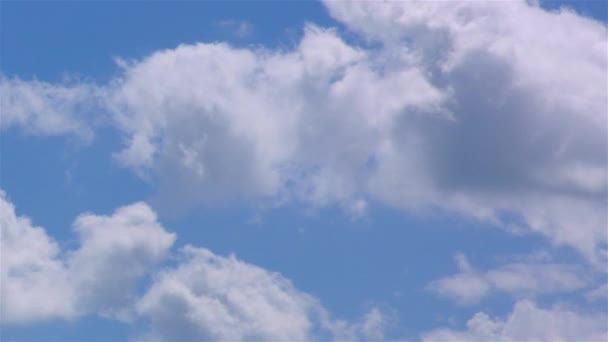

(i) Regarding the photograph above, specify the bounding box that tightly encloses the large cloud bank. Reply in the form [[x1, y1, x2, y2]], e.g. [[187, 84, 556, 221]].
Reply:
[[1, 0, 606, 267]]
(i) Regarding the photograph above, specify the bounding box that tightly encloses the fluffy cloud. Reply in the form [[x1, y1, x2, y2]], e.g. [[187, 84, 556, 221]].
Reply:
[[324, 0, 607, 263], [422, 300, 608, 341], [0, 191, 74, 323], [105, 25, 442, 216], [0, 192, 386, 339], [66, 203, 176, 320], [137, 245, 387, 341], [0, 192, 175, 323], [136, 245, 319, 341], [1, 1, 605, 263], [429, 253, 588, 305]]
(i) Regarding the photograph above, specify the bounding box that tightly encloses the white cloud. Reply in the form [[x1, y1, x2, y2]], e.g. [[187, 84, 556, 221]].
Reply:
[[422, 300, 608, 341], [323, 0, 607, 264], [0, 192, 175, 323], [3, 3, 606, 340], [1, 1, 606, 264], [0, 76, 99, 140], [0, 191, 74, 323], [429, 254, 588, 305], [100, 2, 608, 265], [329, 306, 391, 341], [0, 192, 387, 339], [137, 245, 388, 341], [105, 24, 438, 216], [66, 203, 176, 320], [136, 245, 319, 341]]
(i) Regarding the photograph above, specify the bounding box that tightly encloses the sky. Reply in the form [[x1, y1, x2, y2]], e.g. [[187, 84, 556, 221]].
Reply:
[[0, 1, 607, 341]]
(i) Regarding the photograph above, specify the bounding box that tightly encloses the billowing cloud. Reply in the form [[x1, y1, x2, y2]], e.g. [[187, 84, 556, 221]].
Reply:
[[136, 245, 387, 341], [105, 24, 442, 216], [66, 203, 177, 320], [0, 191, 74, 323], [0, 192, 175, 323], [136, 245, 319, 341], [324, 0, 607, 263], [0, 192, 386, 339], [1, 1, 605, 263], [422, 300, 608, 341], [429, 253, 589, 305]]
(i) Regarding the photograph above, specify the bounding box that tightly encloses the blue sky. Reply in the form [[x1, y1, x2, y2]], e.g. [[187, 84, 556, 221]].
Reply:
[[1, 1, 607, 341]]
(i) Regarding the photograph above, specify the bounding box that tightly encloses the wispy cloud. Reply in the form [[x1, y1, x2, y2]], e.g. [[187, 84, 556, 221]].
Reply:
[[216, 19, 254, 38]]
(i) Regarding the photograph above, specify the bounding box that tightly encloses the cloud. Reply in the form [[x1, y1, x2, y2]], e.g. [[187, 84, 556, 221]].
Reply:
[[3, 3, 606, 340], [586, 283, 608, 303], [422, 300, 608, 341], [0, 191, 74, 323], [0, 76, 100, 141], [216, 20, 254, 38], [1, 1, 606, 263], [66, 203, 176, 320], [137, 244, 388, 341], [136, 245, 319, 341], [0, 192, 175, 323], [322, 0, 607, 263], [102, 24, 444, 217], [429, 253, 589, 305], [0, 191, 386, 339]]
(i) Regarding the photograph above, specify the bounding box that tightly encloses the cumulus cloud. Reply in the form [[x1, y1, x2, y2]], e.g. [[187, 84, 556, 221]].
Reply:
[[106, 24, 441, 215], [66, 203, 176, 320], [0, 192, 386, 339], [136, 245, 387, 341], [136, 245, 319, 341], [1, 1, 606, 263], [422, 300, 608, 341], [429, 253, 589, 305], [324, 0, 608, 263], [0, 192, 175, 323], [0, 191, 74, 323]]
